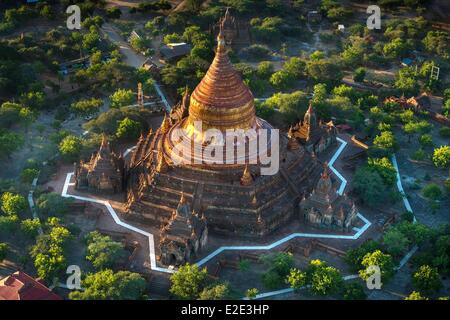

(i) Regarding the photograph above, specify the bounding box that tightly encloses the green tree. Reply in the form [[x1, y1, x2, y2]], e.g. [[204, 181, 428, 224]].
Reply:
[[308, 259, 343, 296], [345, 240, 381, 272], [353, 67, 366, 83], [110, 89, 134, 108], [20, 218, 41, 238], [106, 7, 122, 19], [332, 84, 358, 102], [394, 66, 419, 96], [0, 215, 18, 233], [342, 282, 367, 300], [443, 100, 450, 118], [396, 221, 434, 246], [116, 117, 142, 140], [59, 135, 83, 162], [20, 168, 39, 184], [250, 16, 283, 44], [256, 61, 274, 79], [85, 231, 126, 270], [30, 221, 71, 280], [383, 38, 410, 58], [341, 37, 366, 66], [198, 283, 229, 300], [383, 227, 410, 256], [245, 288, 259, 299], [283, 57, 305, 78], [413, 265, 442, 294], [36, 193, 70, 217], [82, 26, 101, 51], [286, 268, 307, 290], [432, 146, 450, 168], [306, 58, 343, 87], [405, 291, 428, 300], [359, 250, 395, 283], [269, 70, 294, 90], [263, 91, 308, 123], [71, 98, 103, 117], [0, 102, 33, 128], [0, 130, 24, 158], [1, 192, 27, 216], [422, 31, 449, 59], [170, 264, 208, 299], [352, 167, 386, 207], [422, 183, 443, 201], [69, 269, 146, 300], [373, 131, 398, 154], [20, 91, 45, 110], [260, 252, 295, 290], [367, 157, 396, 186]]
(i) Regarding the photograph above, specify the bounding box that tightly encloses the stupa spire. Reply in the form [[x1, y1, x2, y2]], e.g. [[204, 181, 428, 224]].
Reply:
[[240, 164, 253, 186], [182, 15, 256, 137]]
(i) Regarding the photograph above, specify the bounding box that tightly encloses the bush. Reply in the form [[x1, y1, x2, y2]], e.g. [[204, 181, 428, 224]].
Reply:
[[411, 148, 427, 161], [342, 282, 367, 300], [260, 252, 294, 277], [256, 61, 274, 79], [262, 270, 284, 290], [260, 252, 294, 290], [20, 168, 39, 184], [439, 127, 450, 138], [422, 183, 443, 201]]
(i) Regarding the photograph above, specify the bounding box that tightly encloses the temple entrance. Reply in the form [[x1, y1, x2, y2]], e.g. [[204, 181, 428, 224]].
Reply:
[[168, 254, 177, 265]]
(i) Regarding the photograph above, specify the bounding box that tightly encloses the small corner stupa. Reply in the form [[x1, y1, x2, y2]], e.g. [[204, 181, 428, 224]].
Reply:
[[301, 163, 357, 231], [291, 103, 337, 155], [74, 135, 124, 193]]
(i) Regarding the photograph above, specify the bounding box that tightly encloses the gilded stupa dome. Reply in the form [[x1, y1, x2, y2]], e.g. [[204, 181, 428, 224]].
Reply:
[[182, 28, 257, 138], [163, 25, 273, 167]]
